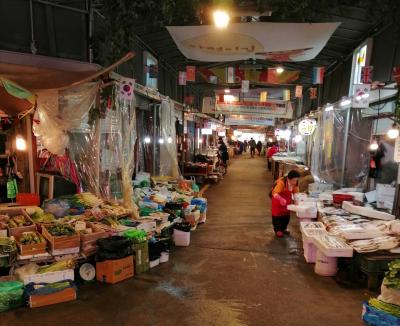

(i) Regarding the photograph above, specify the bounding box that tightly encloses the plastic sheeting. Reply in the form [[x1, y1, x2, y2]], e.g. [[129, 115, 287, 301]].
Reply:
[[159, 99, 180, 178], [33, 83, 99, 155], [310, 108, 372, 188]]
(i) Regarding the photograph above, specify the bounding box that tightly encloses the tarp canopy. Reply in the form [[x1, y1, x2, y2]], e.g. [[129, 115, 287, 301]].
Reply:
[[167, 22, 340, 62], [0, 50, 100, 90], [0, 77, 36, 116]]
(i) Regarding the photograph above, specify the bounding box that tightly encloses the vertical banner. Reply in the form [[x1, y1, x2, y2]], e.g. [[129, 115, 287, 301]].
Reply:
[[226, 67, 235, 83], [259, 91, 268, 102], [312, 67, 325, 84], [178, 71, 187, 85], [241, 80, 250, 93], [361, 66, 373, 84], [295, 85, 303, 98], [186, 65, 196, 82], [283, 89, 291, 101], [309, 87, 317, 99]]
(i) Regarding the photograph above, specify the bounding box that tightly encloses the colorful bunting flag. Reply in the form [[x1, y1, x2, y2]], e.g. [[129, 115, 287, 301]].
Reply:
[[118, 77, 135, 101], [361, 66, 373, 84], [178, 71, 187, 85], [241, 80, 250, 93], [295, 85, 303, 98], [312, 67, 325, 84], [186, 66, 196, 82], [309, 87, 317, 100]]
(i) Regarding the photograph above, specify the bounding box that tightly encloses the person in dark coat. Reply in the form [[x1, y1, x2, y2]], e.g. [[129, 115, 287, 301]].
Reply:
[[256, 140, 263, 156], [218, 138, 229, 166]]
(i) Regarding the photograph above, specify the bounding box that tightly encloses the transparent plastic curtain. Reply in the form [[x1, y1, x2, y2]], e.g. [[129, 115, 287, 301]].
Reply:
[[159, 99, 180, 177], [310, 108, 372, 188]]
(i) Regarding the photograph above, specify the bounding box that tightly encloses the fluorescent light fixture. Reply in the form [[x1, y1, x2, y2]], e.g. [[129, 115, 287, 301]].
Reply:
[[294, 135, 303, 143], [213, 10, 230, 28], [198, 138, 203, 144], [218, 131, 226, 137], [340, 98, 351, 107], [268, 138, 273, 142], [16, 135, 26, 151], [201, 128, 213, 135], [167, 136, 173, 144], [223, 94, 235, 102], [276, 67, 284, 74], [325, 104, 334, 112], [224, 89, 230, 93]]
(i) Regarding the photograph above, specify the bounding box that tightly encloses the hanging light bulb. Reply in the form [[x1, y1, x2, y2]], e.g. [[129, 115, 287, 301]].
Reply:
[[158, 138, 164, 144], [369, 139, 379, 151], [268, 138, 273, 142], [15, 135, 26, 151], [224, 89, 230, 93], [387, 125, 399, 139], [144, 136, 151, 144], [213, 10, 230, 29], [198, 139, 203, 144], [167, 136, 173, 144], [276, 67, 284, 74]]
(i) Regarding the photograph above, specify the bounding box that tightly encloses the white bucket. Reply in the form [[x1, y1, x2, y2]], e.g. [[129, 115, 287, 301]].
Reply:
[[173, 229, 190, 246], [303, 240, 317, 263], [314, 250, 338, 276], [160, 252, 169, 263]]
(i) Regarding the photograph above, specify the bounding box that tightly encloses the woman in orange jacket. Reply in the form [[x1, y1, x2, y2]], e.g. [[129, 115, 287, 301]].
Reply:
[[271, 170, 300, 238]]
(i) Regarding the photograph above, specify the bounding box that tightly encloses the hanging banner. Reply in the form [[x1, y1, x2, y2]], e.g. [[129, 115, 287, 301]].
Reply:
[[118, 77, 135, 101], [393, 65, 400, 87], [202, 96, 216, 113], [199, 66, 299, 85], [309, 87, 317, 100], [178, 71, 187, 85], [241, 80, 250, 93], [225, 115, 275, 126], [312, 67, 325, 84], [259, 91, 268, 102], [186, 65, 196, 82], [166, 22, 340, 62], [295, 85, 303, 98], [226, 67, 235, 83], [361, 66, 373, 84], [299, 118, 317, 135], [215, 100, 292, 118], [283, 89, 291, 101], [352, 84, 371, 108]]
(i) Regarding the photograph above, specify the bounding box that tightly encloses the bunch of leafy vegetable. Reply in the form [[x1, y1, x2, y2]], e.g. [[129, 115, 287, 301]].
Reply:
[[47, 225, 76, 237], [384, 260, 400, 289]]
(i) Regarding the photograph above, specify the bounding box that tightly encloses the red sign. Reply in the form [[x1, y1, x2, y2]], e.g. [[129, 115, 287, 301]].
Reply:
[[361, 66, 373, 84], [186, 66, 196, 82]]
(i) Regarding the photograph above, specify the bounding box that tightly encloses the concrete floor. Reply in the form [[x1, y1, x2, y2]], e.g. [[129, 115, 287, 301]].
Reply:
[[2, 155, 369, 325]]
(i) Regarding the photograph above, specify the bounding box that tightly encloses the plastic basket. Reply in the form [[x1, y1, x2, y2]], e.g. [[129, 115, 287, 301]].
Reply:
[[16, 193, 40, 206]]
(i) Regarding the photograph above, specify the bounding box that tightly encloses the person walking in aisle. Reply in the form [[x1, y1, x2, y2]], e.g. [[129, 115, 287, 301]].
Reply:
[[243, 140, 248, 152], [256, 140, 263, 156], [270, 170, 300, 238], [249, 138, 256, 158], [218, 137, 229, 171]]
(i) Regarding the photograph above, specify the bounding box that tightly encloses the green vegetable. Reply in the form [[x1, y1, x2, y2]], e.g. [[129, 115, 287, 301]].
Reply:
[[383, 259, 400, 289], [47, 224, 76, 237]]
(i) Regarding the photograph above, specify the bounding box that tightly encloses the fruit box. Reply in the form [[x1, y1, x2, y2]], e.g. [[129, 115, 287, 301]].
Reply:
[[29, 287, 77, 308], [96, 256, 134, 284], [42, 225, 80, 250], [80, 223, 108, 257], [16, 232, 47, 256], [1, 209, 36, 237]]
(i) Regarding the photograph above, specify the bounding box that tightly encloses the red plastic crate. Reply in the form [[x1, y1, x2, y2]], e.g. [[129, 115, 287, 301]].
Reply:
[[16, 193, 40, 206]]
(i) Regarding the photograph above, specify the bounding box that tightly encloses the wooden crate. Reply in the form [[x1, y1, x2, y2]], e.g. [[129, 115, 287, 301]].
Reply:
[[42, 225, 80, 250], [16, 232, 47, 256], [1, 208, 36, 237], [80, 223, 108, 256]]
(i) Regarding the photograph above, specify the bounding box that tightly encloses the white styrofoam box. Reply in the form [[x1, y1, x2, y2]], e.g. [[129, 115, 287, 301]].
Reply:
[[313, 234, 353, 257], [51, 247, 80, 256], [319, 192, 333, 201], [342, 201, 395, 221], [300, 221, 326, 233], [149, 258, 160, 268], [297, 208, 317, 219], [22, 269, 74, 285], [173, 229, 190, 246], [288, 203, 316, 213], [303, 240, 318, 263]]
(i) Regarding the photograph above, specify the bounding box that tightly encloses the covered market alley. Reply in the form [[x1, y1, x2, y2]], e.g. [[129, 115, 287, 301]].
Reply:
[[2, 155, 367, 326]]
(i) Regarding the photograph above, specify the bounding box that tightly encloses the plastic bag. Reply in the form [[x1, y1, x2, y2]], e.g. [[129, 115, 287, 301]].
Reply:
[[173, 222, 191, 232], [0, 281, 24, 312], [24, 280, 75, 297], [42, 199, 70, 218], [15, 263, 39, 281], [96, 236, 133, 261], [123, 229, 147, 243]]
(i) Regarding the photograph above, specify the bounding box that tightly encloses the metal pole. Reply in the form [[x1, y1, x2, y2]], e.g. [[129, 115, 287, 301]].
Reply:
[[340, 107, 351, 187], [29, 0, 37, 54], [87, 0, 94, 63], [152, 104, 157, 176]]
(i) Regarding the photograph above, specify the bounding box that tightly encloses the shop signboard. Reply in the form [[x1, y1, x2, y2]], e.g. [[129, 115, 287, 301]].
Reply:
[[225, 115, 274, 126], [298, 118, 317, 135], [215, 100, 291, 118]]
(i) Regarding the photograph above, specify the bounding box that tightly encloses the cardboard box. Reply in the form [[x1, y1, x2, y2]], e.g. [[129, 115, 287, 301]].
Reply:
[[96, 256, 134, 284], [22, 269, 74, 285], [29, 287, 76, 308]]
